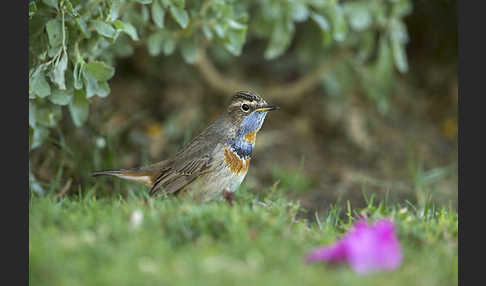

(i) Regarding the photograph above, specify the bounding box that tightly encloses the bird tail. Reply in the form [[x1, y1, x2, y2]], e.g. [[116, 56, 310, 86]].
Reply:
[[92, 160, 171, 188], [92, 169, 155, 187]]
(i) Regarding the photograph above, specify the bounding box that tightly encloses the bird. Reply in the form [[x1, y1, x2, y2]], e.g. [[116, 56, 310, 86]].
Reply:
[[92, 90, 279, 204]]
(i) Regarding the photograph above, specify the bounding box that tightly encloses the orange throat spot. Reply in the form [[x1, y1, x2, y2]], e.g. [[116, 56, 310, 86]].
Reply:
[[244, 130, 257, 144], [224, 149, 250, 174]]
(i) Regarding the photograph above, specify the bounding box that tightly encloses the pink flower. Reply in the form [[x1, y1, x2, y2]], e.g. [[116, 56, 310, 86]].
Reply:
[[306, 219, 403, 274]]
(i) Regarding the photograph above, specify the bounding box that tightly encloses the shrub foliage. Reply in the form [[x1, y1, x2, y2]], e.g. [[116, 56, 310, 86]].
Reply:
[[29, 0, 411, 149]]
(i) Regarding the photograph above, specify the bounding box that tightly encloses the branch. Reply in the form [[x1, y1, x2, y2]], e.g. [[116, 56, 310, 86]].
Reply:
[[263, 58, 339, 100], [194, 48, 246, 95], [194, 48, 341, 101]]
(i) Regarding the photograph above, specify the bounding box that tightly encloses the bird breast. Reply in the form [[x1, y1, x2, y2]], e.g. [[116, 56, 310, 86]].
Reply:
[[224, 148, 251, 174]]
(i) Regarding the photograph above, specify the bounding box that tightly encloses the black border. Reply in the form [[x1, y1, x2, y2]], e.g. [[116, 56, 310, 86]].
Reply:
[[458, 0, 482, 284], [6, 1, 29, 285]]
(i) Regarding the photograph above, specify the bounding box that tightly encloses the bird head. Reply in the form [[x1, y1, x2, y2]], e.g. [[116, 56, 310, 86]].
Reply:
[[225, 91, 279, 137]]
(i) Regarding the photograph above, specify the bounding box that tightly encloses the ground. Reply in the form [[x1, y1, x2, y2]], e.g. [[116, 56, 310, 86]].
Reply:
[[29, 187, 457, 286]]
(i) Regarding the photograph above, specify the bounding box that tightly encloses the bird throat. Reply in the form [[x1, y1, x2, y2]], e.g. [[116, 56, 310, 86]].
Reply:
[[229, 111, 267, 159], [230, 138, 253, 160]]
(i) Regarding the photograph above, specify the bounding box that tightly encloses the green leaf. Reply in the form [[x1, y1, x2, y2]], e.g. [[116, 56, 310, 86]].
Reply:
[[83, 72, 100, 98], [141, 5, 150, 23], [389, 19, 408, 73], [113, 35, 135, 57], [31, 126, 50, 150], [93, 20, 116, 38], [226, 19, 245, 30], [180, 39, 197, 64], [113, 20, 125, 29], [390, 19, 409, 44], [132, 0, 152, 4], [291, 2, 309, 22], [327, 5, 348, 42], [310, 13, 329, 31], [215, 3, 232, 19], [265, 20, 294, 60], [64, 0, 78, 16], [85, 61, 115, 81], [163, 36, 176, 55], [236, 13, 248, 23], [147, 32, 163, 56], [30, 69, 51, 98], [343, 1, 372, 31], [148, 30, 176, 56], [51, 52, 68, 89], [376, 37, 394, 80], [29, 102, 36, 128], [152, 0, 165, 28], [42, 0, 58, 10], [213, 23, 226, 38], [109, 0, 121, 21], [391, 0, 413, 18], [202, 25, 213, 40], [49, 87, 73, 105], [113, 20, 139, 40], [35, 104, 62, 127], [169, 6, 189, 29], [122, 22, 139, 41], [75, 18, 90, 38], [373, 1, 388, 27], [357, 31, 375, 62], [391, 36, 408, 73], [82, 68, 111, 98], [29, 165, 45, 193], [172, 0, 185, 8], [45, 19, 63, 48], [361, 36, 395, 105], [73, 61, 84, 90], [224, 27, 247, 56], [69, 90, 90, 127], [29, 2, 37, 18], [97, 81, 111, 97], [310, 12, 331, 46], [48, 46, 62, 58]]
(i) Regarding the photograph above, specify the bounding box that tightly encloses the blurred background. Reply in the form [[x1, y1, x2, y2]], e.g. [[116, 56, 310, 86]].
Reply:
[[29, 0, 457, 215]]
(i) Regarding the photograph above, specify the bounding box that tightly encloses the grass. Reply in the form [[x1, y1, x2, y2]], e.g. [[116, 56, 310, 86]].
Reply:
[[29, 185, 457, 286]]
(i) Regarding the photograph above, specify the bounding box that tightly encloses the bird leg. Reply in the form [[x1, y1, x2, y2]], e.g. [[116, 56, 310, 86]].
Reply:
[[222, 189, 234, 206]]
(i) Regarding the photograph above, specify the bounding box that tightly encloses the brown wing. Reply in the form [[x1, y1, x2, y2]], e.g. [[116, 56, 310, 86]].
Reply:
[[148, 119, 227, 196], [149, 154, 214, 196]]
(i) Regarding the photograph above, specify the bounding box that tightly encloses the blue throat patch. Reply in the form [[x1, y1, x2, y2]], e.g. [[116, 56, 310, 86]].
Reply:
[[230, 140, 253, 159], [230, 111, 267, 159]]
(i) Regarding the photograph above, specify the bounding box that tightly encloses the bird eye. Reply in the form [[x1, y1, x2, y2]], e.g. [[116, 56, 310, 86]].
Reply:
[[241, 104, 250, 112]]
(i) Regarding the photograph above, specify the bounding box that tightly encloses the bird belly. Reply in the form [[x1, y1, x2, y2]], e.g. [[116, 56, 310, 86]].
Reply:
[[205, 167, 247, 194], [183, 148, 249, 201], [184, 166, 247, 202]]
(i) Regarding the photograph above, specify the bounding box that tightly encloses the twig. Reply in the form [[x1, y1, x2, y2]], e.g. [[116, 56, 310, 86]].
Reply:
[[264, 57, 340, 100], [194, 47, 341, 101], [55, 178, 73, 199], [194, 48, 246, 94]]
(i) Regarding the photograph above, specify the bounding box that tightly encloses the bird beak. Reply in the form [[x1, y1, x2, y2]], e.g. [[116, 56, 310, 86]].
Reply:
[[255, 105, 280, 112]]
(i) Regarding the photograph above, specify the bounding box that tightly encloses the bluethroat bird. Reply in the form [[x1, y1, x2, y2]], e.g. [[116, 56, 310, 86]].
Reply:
[[93, 90, 279, 204]]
